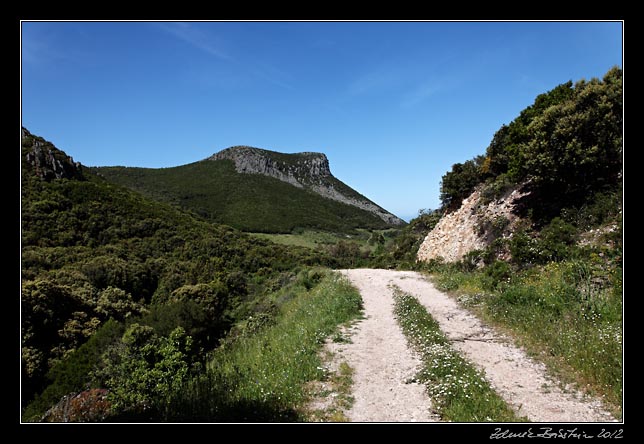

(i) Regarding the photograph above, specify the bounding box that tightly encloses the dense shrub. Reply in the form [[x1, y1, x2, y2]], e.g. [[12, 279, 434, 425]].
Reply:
[[439, 67, 622, 226], [509, 218, 578, 267], [163, 273, 363, 421], [458, 249, 484, 272], [95, 287, 146, 321], [538, 217, 578, 261], [327, 240, 367, 268], [94, 325, 194, 414], [561, 189, 622, 230], [483, 260, 512, 290]]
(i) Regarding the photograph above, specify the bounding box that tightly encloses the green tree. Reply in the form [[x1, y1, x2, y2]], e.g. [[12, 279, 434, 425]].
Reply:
[[22, 279, 89, 377], [328, 240, 363, 267], [486, 80, 575, 182], [522, 69, 622, 211], [440, 157, 484, 211], [95, 286, 146, 321], [170, 281, 228, 321], [368, 231, 386, 246], [97, 324, 193, 414]]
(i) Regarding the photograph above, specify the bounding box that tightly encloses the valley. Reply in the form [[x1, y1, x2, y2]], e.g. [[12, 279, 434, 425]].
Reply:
[[21, 67, 622, 425]]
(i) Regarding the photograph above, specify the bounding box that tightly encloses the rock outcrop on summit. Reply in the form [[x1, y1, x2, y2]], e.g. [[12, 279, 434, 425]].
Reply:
[[22, 128, 84, 181], [209, 146, 331, 189], [210, 146, 405, 226]]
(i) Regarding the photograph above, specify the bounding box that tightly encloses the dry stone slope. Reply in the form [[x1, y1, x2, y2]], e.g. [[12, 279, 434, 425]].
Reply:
[[417, 187, 527, 263]]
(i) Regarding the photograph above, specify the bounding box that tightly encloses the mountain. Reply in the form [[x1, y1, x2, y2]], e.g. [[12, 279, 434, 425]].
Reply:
[[93, 146, 405, 233]]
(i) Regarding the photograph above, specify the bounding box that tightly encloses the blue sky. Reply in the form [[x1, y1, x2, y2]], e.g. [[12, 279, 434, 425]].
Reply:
[[21, 21, 622, 221]]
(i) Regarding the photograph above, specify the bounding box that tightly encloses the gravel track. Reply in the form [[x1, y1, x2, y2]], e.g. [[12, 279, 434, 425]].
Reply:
[[332, 269, 615, 423]]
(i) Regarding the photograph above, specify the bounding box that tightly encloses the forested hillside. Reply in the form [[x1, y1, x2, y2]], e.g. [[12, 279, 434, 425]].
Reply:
[[21, 128, 340, 421], [92, 147, 402, 234]]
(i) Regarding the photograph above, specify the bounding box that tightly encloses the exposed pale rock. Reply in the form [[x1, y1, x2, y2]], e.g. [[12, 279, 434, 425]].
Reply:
[[22, 127, 84, 181], [417, 186, 527, 263], [209, 146, 331, 188]]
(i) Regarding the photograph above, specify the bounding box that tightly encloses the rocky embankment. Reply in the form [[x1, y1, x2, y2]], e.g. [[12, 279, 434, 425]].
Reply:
[[417, 187, 527, 262]]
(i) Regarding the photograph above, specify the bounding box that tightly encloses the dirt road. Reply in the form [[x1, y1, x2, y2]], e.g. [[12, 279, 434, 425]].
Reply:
[[331, 269, 615, 423]]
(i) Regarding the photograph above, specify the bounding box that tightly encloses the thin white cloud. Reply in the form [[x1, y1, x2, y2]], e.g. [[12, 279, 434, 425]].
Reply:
[[158, 22, 231, 61], [400, 81, 443, 109], [348, 70, 395, 96], [348, 67, 445, 109], [252, 62, 294, 91], [158, 22, 295, 90]]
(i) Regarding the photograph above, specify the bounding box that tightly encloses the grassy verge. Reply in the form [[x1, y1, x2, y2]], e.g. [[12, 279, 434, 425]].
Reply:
[[163, 272, 363, 421], [428, 258, 622, 418], [392, 286, 524, 422]]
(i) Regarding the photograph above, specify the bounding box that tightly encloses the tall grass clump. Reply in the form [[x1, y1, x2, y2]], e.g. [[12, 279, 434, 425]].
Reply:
[[487, 259, 622, 410], [428, 255, 622, 416]]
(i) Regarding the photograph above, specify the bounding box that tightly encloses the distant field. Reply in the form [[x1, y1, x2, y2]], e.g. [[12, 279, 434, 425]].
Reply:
[[250, 228, 400, 251]]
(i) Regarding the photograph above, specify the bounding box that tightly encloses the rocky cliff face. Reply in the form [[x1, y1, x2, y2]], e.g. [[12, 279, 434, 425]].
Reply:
[[417, 186, 527, 263], [22, 127, 84, 181], [209, 146, 405, 226], [209, 146, 331, 189]]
